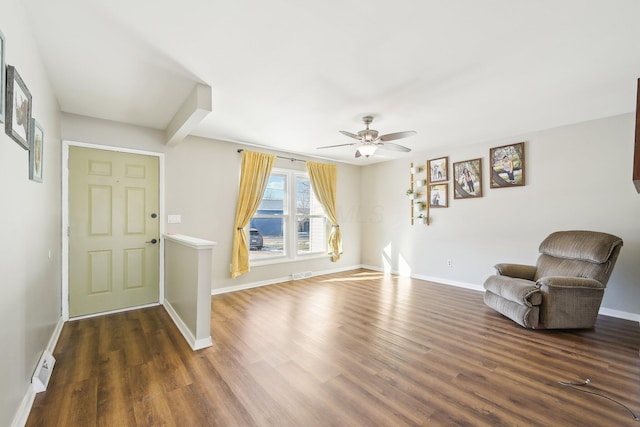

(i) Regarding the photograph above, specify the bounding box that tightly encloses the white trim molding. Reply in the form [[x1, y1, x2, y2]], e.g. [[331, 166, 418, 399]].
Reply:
[[212, 264, 364, 295], [61, 140, 165, 320], [11, 316, 64, 427], [163, 301, 212, 350], [362, 264, 639, 323]]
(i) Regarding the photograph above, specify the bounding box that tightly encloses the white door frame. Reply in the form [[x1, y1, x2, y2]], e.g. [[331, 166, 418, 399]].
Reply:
[[62, 140, 165, 321]]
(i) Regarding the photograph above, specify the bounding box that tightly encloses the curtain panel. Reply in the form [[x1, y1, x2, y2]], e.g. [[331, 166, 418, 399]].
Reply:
[[306, 161, 342, 262], [231, 151, 276, 278]]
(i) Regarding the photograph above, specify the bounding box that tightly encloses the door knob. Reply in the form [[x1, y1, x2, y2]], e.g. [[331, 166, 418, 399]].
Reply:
[[145, 238, 158, 244]]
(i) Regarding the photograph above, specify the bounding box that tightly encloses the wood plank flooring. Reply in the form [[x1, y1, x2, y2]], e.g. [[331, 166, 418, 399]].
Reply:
[[27, 269, 640, 426]]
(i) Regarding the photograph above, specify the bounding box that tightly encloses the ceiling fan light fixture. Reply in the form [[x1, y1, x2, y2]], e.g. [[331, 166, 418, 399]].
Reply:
[[358, 144, 377, 158], [321, 115, 416, 158]]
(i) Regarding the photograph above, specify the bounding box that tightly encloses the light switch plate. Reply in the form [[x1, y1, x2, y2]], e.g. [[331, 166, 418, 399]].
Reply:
[[167, 214, 182, 224]]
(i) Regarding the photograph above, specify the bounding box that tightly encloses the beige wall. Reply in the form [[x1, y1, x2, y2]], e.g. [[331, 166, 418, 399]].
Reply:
[[62, 112, 640, 319], [9, 75, 637, 425], [0, 1, 62, 424], [61, 113, 363, 292], [360, 113, 640, 317], [5, 2, 638, 422], [165, 136, 363, 290]]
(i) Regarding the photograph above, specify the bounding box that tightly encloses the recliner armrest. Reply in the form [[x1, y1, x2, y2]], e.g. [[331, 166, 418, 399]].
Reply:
[[537, 276, 605, 289], [495, 263, 537, 280]]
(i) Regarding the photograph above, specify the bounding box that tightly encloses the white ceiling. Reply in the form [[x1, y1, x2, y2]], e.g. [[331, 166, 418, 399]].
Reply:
[[21, 0, 640, 164]]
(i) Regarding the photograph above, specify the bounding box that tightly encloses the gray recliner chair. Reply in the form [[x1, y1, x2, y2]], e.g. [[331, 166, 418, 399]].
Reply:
[[483, 230, 623, 329]]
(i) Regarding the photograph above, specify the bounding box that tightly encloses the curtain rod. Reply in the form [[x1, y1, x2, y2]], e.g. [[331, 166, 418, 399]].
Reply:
[[237, 148, 306, 163]]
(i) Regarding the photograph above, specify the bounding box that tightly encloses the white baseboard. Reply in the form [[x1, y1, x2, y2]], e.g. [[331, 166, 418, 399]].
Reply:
[[599, 307, 640, 323], [211, 264, 364, 295], [47, 317, 65, 354], [412, 273, 484, 293], [11, 387, 35, 427], [357, 265, 640, 323], [12, 316, 65, 427], [211, 275, 292, 295], [162, 301, 212, 351], [212, 264, 638, 324]]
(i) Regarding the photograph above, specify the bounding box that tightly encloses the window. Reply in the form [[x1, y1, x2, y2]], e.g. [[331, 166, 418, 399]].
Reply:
[[296, 174, 327, 255], [249, 168, 327, 262]]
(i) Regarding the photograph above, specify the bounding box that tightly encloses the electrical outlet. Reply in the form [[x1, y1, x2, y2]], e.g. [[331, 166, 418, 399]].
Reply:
[[447, 259, 453, 267]]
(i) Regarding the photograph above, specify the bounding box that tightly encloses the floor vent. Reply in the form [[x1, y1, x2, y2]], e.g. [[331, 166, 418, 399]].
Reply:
[[32, 350, 56, 393], [291, 271, 313, 280]]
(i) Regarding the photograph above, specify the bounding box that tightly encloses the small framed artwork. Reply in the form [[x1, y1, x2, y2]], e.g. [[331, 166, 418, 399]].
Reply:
[[490, 142, 525, 188], [453, 158, 482, 199], [429, 183, 448, 208], [29, 118, 44, 182], [428, 156, 448, 183], [5, 65, 32, 149], [0, 30, 6, 124]]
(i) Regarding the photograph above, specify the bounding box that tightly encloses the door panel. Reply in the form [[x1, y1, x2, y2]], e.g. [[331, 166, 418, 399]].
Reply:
[[69, 146, 159, 317]]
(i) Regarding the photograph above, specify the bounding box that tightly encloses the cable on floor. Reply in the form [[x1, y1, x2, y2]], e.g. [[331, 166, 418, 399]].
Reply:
[[558, 378, 639, 422]]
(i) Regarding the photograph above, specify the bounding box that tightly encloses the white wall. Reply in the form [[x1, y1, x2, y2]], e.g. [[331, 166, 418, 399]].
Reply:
[[61, 114, 363, 292], [5, 4, 636, 422], [361, 113, 640, 318], [164, 136, 363, 290], [0, 2, 62, 424], [63, 112, 640, 318]]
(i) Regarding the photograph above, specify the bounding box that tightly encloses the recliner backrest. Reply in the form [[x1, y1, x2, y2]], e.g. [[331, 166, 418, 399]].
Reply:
[[533, 230, 623, 284]]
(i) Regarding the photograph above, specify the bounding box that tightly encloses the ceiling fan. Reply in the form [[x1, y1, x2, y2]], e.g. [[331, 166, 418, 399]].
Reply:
[[318, 115, 417, 158]]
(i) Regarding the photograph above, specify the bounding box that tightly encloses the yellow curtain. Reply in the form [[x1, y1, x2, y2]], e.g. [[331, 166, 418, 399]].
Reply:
[[231, 151, 276, 278], [306, 161, 342, 262]]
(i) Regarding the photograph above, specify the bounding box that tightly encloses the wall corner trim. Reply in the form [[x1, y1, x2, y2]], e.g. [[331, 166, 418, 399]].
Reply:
[[163, 301, 213, 351]]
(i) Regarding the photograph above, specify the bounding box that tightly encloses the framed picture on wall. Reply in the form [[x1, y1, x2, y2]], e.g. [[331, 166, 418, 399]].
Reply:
[[453, 158, 482, 199], [428, 156, 448, 183], [29, 118, 44, 182], [490, 142, 525, 188], [5, 65, 32, 149], [429, 183, 448, 207], [0, 30, 6, 124]]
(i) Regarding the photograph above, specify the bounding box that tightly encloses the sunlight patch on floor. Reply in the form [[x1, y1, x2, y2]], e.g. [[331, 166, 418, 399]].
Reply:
[[319, 271, 387, 282]]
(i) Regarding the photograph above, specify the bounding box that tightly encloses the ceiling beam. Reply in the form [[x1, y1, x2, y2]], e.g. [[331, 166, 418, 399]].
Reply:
[[165, 84, 212, 146]]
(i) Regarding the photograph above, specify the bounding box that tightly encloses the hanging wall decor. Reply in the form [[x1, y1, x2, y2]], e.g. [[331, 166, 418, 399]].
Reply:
[[0, 30, 6, 124], [5, 65, 32, 149], [29, 118, 44, 182], [428, 156, 448, 183], [490, 142, 525, 188], [453, 158, 483, 199], [429, 183, 449, 207]]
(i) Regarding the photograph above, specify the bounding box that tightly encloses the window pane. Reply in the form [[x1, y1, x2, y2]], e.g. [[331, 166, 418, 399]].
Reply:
[[296, 176, 311, 215], [249, 171, 328, 261], [296, 176, 324, 216], [250, 173, 287, 260], [297, 216, 326, 255], [249, 218, 286, 259], [262, 174, 287, 214]]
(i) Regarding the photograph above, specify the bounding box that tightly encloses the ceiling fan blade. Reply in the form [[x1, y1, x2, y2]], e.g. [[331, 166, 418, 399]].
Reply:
[[379, 131, 417, 142], [377, 142, 412, 152], [339, 130, 361, 140], [317, 142, 357, 149]]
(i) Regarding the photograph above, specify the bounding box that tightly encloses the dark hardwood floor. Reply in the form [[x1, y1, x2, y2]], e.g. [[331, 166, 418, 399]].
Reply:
[[27, 269, 640, 426]]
